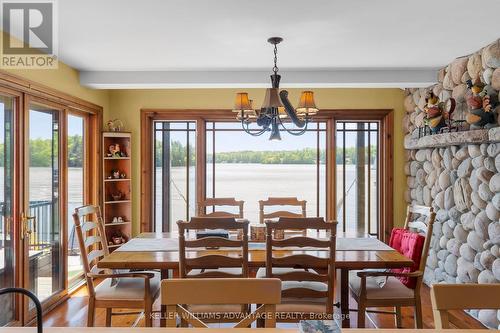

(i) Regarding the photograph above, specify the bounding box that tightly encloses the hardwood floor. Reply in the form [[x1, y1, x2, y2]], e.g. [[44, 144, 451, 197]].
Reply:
[[41, 283, 485, 329]]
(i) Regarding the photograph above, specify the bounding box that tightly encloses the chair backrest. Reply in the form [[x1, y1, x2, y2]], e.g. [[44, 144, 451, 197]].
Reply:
[[177, 217, 249, 278], [72, 205, 109, 296], [431, 284, 500, 329], [198, 197, 244, 218], [162, 278, 281, 328], [259, 197, 306, 224], [265, 217, 337, 315], [389, 205, 435, 289]]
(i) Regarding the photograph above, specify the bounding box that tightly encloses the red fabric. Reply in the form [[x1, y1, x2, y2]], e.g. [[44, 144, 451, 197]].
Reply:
[[388, 228, 425, 289]]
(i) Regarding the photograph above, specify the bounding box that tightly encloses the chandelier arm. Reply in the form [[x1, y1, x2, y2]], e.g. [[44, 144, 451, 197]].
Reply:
[[279, 90, 306, 128], [241, 119, 268, 136], [277, 116, 310, 136]]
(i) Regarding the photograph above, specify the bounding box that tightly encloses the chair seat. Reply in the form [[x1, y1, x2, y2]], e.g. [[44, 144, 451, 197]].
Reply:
[[188, 267, 243, 276], [349, 270, 415, 300], [95, 271, 160, 301]]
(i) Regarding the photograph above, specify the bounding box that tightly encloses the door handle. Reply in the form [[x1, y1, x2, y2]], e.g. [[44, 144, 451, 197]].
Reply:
[[20, 212, 36, 239]]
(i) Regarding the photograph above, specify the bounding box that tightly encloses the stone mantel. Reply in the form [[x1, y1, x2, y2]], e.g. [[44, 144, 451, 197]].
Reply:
[[404, 128, 500, 149]]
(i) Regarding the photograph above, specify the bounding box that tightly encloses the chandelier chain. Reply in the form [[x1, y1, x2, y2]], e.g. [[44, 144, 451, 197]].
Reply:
[[272, 43, 279, 74]]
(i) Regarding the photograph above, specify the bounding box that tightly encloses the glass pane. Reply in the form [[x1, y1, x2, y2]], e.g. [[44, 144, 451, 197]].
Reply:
[[154, 122, 196, 232], [0, 95, 15, 325], [67, 115, 84, 288], [210, 122, 324, 223], [336, 121, 379, 237], [28, 105, 63, 303]]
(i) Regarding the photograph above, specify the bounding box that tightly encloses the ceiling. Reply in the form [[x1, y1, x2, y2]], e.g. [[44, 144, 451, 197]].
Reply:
[[56, 0, 500, 88]]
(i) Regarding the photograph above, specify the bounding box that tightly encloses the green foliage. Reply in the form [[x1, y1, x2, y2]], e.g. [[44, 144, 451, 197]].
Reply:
[[0, 135, 83, 167], [155, 140, 377, 166]]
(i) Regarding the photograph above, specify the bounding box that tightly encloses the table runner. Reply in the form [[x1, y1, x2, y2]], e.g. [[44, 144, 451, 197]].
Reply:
[[115, 237, 393, 252]]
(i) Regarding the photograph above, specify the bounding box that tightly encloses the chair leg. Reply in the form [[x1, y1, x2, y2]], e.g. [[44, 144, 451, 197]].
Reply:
[[357, 303, 366, 328], [105, 308, 112, 327], [87, 297, 95, 327], [144, 303, 152, 327], [395, 306, 402, 328], [414, 301, 423, 329]]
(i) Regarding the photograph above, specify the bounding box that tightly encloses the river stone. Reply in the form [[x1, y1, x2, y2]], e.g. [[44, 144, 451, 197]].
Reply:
[[460, 243, 476, 262], [484, 67, 494, 85], [493, 259, 500, 280], [457, 258, 474, 283], [407, 176, 416, 188], [427, 249, 438, 269], [454, 178, 472, 212], [439, 235, 449, 248], [468, 53, 482, 80], [404, 162, 410, 175], [468, 231, 486, 252], [496, 154, 500, 173], [471, 191, 487, 210], [486, 202, 500, 221], [446, 239, 462, 257], [412, 89, 421, 105], [449, 207, 460, 221], [433, 221, 443, 237], [479, 182, 494, 201], [493, 68, 500, 91], [452, 83, 467, 102], [478, 309, 500, 329], [416, 169, 426, 186], [489, 173, 500, 193], [453, 224, 468, 243], [455, 146, 469, 161], [435, 191, 445, 210], [491, 245, 500, 258], [488, 221, 500, 240], [410, 161, 420, 176], [472, 155, 485, 169], [477, 167, 494, 184], [437, 249, 449, 261], [488, 143, 500, 157], [451, 157, 461, 170], [439, 171, 451, 190], [443, 222, 454, 238], [461, 211, 475, 230], [404, 189, 411, 203], [423, 186, 432, 206], [451, 57, 468, 84], [444, 254, 458, 276], [443, 71, 455, 90], [485, 157, 496, 172], [443, 148, 452, 169], [444, 187, 455, 210], [470, 169, 481, 191], [404, 94, 416, 112], [432, 149, 441, 168], [416, 186, 424, 204], [417, 94, 427, 111], [474, 252, 484, 270], [468, 145, 482, 158], [480, 251, 496, 270], [474, 211, 491, 240], [450, 170, 458, 184], [437, 210, 449, 223], [447, 219, 457, 229], [423, 161, 433, 174], [458, 158, 472, 178], [471, 205, 481, 215], [482, 39, 500, 68], [427, 169, 438, 187], [431, 185, 440, 199], [478, 269, 498, 284]]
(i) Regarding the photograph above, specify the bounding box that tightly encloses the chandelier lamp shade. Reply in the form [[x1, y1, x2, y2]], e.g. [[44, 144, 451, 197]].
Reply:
[[232, 37, 319, 140]]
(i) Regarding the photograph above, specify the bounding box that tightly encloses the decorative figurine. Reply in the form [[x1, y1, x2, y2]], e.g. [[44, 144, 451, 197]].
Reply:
[[112, 217, 118, 223], [120, 172, 126, 179], [111, 190, 123, 201], [112, 170, 120, 179], [465, 79, 498, 128], [423, 92, 455, 134], [107, 119, 124, 132], [117, 217, 124, 223]]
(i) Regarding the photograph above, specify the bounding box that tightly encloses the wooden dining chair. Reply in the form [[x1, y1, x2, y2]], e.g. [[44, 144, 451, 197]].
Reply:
[[73, 205, 160, 327], [430, 284, 500, 329], [197, 197, 244, 218], [258, 217, 338, 322], [258, 197, 307, 224], [162, 278, 282, 328], [349, 204, 435, 328]]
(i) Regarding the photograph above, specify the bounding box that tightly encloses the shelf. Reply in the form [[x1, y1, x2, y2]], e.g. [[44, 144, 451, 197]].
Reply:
[[104, 178, 131, 182], [104, 221, 131, 226], [104, 200, 131, 204], [104, 157, 130, 160]]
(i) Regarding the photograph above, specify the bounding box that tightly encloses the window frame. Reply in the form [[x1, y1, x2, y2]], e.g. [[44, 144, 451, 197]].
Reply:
[[141, 109, 393, 242]]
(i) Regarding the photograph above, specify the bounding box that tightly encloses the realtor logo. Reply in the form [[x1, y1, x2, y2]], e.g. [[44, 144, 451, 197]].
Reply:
[[1, 0, 58, 68]]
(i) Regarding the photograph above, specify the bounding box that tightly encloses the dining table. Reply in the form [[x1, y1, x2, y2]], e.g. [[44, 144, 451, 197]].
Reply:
[[97, 231, 413, 328]]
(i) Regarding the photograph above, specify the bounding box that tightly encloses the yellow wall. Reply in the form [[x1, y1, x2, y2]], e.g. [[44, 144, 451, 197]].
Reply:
[[108, 88, 406, 235]]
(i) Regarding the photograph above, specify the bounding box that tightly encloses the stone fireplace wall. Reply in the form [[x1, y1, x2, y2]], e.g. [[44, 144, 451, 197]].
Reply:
[[403, 39, 500, 329]]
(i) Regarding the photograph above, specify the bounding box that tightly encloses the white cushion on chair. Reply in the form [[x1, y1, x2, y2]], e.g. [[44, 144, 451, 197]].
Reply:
[[349, 270, 414, 300], [188, 267, 243, 276], [95, 271, 160, 300]]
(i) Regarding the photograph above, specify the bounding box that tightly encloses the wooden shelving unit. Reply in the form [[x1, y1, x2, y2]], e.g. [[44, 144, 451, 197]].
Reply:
[[102, 131, 132, 251]]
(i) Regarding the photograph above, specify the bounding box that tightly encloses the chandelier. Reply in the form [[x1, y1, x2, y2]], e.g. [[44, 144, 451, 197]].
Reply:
[[232, 37, 319, 140]]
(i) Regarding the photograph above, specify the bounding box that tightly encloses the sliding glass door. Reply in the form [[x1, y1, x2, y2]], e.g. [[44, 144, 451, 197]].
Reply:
[[0, 93, 16, 326], [24, 103, 64, 308]]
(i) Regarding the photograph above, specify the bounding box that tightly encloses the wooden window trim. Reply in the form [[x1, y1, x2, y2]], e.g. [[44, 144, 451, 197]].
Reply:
[[140, 108, 393, 242]]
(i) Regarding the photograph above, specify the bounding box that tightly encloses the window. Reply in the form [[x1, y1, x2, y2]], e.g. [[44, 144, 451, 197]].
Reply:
[[154, 121, 196, 232], [336, 122, 379, 236], [67, 114, 85, 288], [205, 122, 326, 222]]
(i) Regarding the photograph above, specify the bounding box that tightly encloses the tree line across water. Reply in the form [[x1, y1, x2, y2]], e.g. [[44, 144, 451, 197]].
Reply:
[[154, 140, 376, 167]]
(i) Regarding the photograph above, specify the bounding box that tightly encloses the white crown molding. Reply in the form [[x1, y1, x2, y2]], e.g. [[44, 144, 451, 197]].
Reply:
[[79, 69, 438, 89]]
